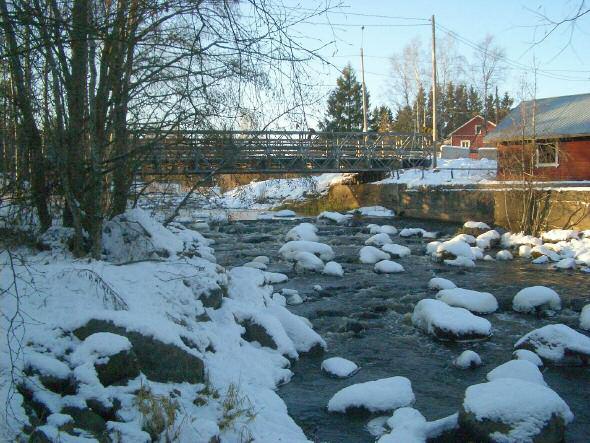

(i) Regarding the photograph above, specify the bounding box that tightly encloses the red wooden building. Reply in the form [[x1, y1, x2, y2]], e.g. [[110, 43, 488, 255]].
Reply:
[[447, 115, 497, 150], [485, 93, 590, 181]]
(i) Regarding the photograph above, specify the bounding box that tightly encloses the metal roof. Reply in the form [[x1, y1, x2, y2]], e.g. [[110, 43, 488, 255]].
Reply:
[[485, 92, 590, 143]]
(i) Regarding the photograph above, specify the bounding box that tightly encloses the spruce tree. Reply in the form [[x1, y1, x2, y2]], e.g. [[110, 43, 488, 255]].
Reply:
[[370, 105, 394, 132], [321, 64, 367, 132]]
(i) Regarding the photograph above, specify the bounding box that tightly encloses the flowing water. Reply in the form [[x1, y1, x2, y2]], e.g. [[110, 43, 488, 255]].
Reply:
[[209, 215, 590, 443]]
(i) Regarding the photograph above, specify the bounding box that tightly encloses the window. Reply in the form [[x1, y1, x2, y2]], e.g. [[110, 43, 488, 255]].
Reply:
[[460, 140, 471, 148], [536, 142, 559, 167], [474, 125, 482, 135]]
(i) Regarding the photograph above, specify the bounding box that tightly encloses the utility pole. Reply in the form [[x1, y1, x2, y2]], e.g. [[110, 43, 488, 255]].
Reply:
[[431, 15, 437, 168], [361, 26, 368, 133]]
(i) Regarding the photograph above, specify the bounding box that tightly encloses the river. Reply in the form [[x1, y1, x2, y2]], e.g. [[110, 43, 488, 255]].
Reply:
[[207, 215, 590, 443]]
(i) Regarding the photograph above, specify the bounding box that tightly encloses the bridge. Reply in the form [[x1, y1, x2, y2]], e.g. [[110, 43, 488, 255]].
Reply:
[[136, 130, 433, 175]]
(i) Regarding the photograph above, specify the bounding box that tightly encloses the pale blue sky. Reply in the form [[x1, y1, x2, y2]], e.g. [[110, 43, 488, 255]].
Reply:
[[283, 0, 590, 124]]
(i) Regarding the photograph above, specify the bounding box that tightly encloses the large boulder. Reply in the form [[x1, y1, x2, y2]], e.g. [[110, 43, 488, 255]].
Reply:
[[458, 378, 573, 443], [514, 324, 590, 366], [74, 319, 204, 383], [412, 299, 492, 341]]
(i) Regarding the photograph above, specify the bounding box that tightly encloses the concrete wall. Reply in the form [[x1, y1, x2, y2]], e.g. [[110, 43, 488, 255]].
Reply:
[[441, 145, 470, 159], [284, 183, 590, 230]]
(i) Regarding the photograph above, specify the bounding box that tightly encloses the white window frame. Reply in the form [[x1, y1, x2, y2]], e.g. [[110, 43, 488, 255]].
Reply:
[[460, 140, 471, 148], [474, 125, 482, 135], [535, 141, 559, 168]]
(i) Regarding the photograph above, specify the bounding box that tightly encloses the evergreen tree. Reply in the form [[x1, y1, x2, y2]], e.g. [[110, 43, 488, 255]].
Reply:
[[498, 92, 514, 121], [321, 64, 368, 131], [370, 105, 394, 132], [467, 86, 482, 117], [392, 105, 415, 132]]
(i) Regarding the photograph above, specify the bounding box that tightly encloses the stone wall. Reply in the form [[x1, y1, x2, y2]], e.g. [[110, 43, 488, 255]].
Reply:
[[284, 183, 590, 230]]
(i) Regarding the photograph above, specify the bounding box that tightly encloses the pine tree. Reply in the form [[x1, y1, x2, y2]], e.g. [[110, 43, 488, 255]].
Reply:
[[392, 105, 415, 132], [498, 92, 514, 121], [321, 64, 368, 132], [467, 86, 482, 117]]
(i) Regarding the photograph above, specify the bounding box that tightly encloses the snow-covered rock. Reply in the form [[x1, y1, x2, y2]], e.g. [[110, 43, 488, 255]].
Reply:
[[512, 286, 561, 314], [349, 206, 395, 217], [369, 224, 398, 235], [374, 260, 405, 274], [452, 234, 477, 245], [285, 223, 319, 242], [470, 246, 484, 260], [400, 228, 437, 238], [293, 251, 324, 273], [501, 232, 542, 249], [532, 255, 550, 265], [428, 277, 457, 291], [513, 349, 543, 367], [580, 304, 590, 331], [554, 257, 576, 270], [453, 350, 482, 369], [243, 261, 267, 270], [435, 238, 475, 260], [542, 229, 579, 243], [360, 246, 390, 264], [425, 241, 441, 255], [486, 359, 546, 386], [459, 379, 573, 443], [323, 261, 344, 277], [382, 243, 411, 258], [365, 233, 393, 247], [514, 324, 590, 365], [411, 299, 492, 341], [464, 221, 491, 231], [279, 240, 335, 261], [273, 209, 296, 218], [518, 244, 532, 258], [436, 288, 498, 314], [444, 256, 476, 268], [317, 211, 352, 224], [475, 230, 500, 250], [531, 245, 561, 262], [483, 254, 494, 262], [495, 250, 513, 261], [327, 377, 414, 414], [377, 410, 459, 443], [321, 357, 359, 378], [253, 255, 270, 265]]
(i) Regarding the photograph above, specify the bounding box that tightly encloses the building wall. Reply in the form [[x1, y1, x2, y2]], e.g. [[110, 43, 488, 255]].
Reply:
[[450, 116, 496, 149], [497, 138, 590, 181]]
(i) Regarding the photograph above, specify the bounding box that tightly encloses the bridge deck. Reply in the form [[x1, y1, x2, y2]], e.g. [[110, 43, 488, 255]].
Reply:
[[135, 130, 433, 174]]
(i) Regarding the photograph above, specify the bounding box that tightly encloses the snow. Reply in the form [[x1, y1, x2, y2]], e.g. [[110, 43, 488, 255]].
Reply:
[[273, 209, 296, 218], [514, 324, 590, 363], [70, 333, 132, 366], [483, 254, 494, 261], [279, 240, 335, 261], [360, 246, 390, 264], [379, 407, 427, 443], [531, 245, 561, 262], [453, 350, 482, 369], [453, 234, 477, 245], [293, 251, 325, 273], [369, 224, 398, 235], [496, 250, 514, 261], [400, 228, 436, 238], [435, 238, 475, 260], [317, 211, 352, 224], [476, 230, 500, 250], [321, 357, 359, 378], [365, 233, 393, 247], [512, 286, 561, 313], [374, 158, 497, 188], [243, 261, 267, 270], [518, 245, 532, 258], [462, 379, 573, 442], [555, 257, 576, 269], [580, 304, 590, 330], [323, 261, 344, 277], [411, 299, 492, 340], [513, 349, 544, 367], [285, 223, 319, 242], [470, 246, 484, 260], [425, 241, 441, 255], [444, 256, 476, 268], [374, 260, 405, 274], [327, 377, 414, 413], [349, 206, 395, 217], [541, 229, 579, 243], [436, 288, 498, 314], [532, 255, 549, 264], [253, 255, 270, 264], [486, 359, 547, 386], [0, 210, 319, 443], [501, 232, 542, 249], [24, 352, 71, 380], [428, 277, 457, 291], [464, 221, 491, 230], [382, 243, 411, 258]]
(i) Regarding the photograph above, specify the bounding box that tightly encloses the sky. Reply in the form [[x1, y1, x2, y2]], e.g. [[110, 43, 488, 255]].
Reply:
[[279, 0, 590, 126]]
